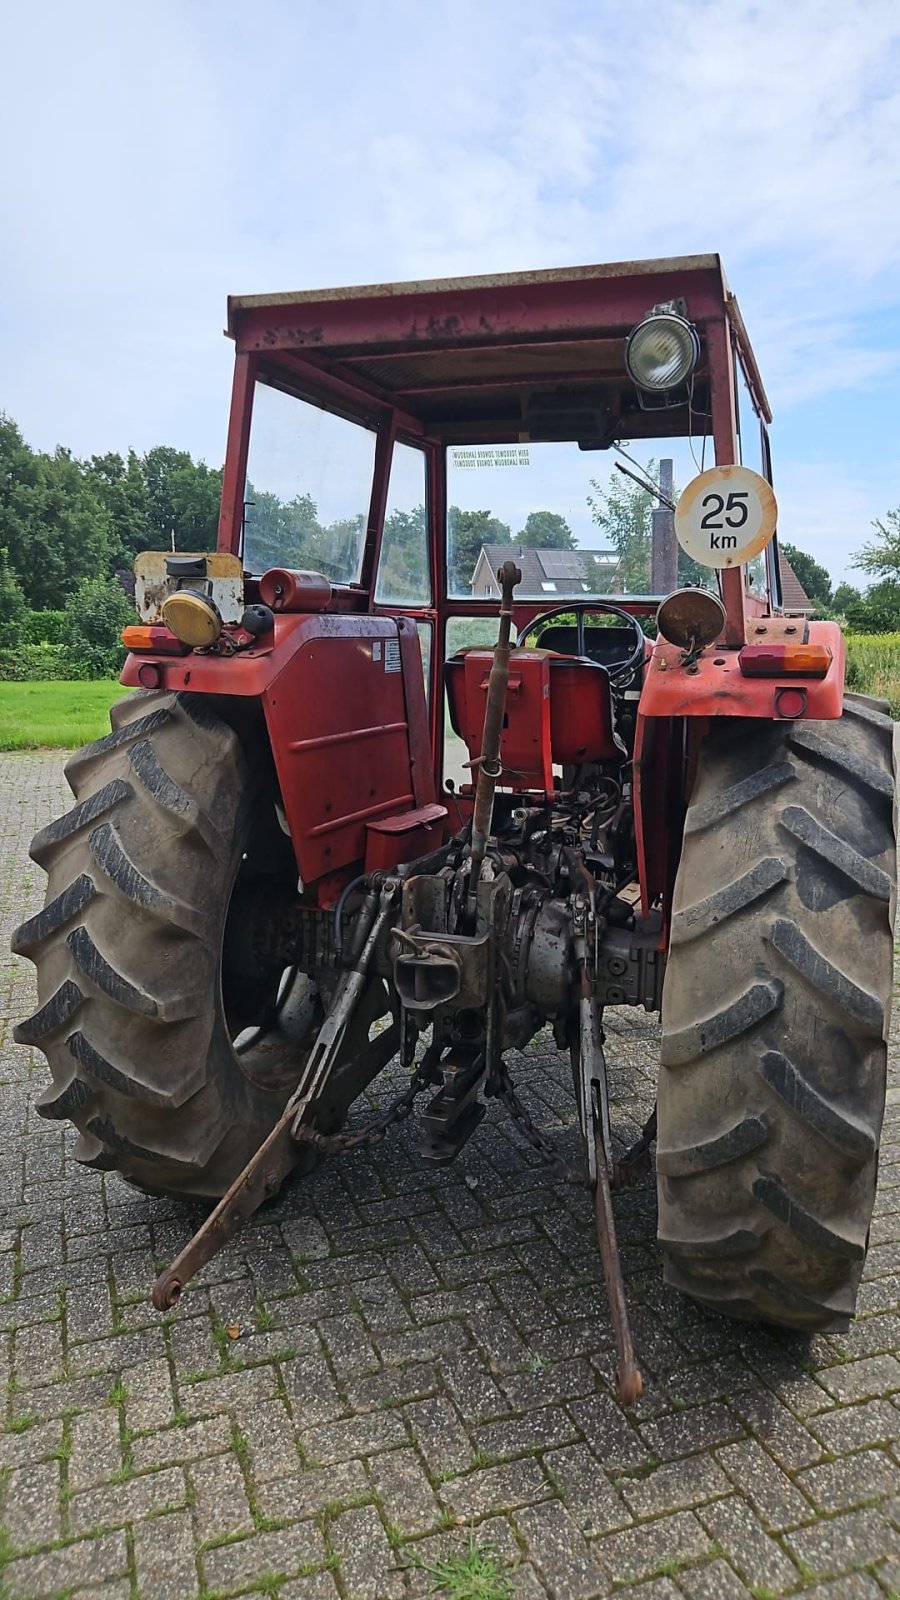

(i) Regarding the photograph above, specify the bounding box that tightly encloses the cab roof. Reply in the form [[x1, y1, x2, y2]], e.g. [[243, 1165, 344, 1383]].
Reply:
[[226, 253, 770, 442]]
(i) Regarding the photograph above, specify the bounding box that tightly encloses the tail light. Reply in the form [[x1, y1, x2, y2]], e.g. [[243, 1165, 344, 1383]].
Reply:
[[738, 643, 832, 678], [121, 625, 190, 656]]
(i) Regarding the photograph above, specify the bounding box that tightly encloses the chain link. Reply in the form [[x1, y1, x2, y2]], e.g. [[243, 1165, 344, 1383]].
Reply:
[[492, 1060, 587, 1186], [293, 1058, 436, 1156]]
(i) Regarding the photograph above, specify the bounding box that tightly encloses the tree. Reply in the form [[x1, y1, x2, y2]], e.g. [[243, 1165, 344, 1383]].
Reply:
[[243, 487, 321, 572], [780, 541, 832, 606], [854, 507, 900, 579], [0, 418, 115, 609], [447, 508, 511, 593], [587, 463, 657, 593], [379, 505, 429, 603], [831, 582, 862, 616], [0, 546, 26, 647], [142, 446, 222, 551], [841, 580, 900, 634], [86, 450, 151, 569], [516, 510, 576, 549]]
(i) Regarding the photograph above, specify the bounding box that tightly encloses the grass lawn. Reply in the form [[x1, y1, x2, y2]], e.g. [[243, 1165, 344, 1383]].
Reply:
[[0, 681, 131, 751]]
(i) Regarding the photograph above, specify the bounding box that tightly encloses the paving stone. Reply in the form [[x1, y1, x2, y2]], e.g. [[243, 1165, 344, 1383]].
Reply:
[[281, 1345, 348, 1424], [699, 1496, 801, 1593], [4, 1460, 61, 1549], [814, 1353, 900, 1403], [345, 1359, 439, 1413], [367, 1445, 444, 1535], [403, 1394, 473, 1476], [68, 1464, 188, 1536], [332, 1503, 398, 1599], [121, 1356, 178, 1432], [446, 1459, 552, 1518], [515, 1499, 606, 1599], [280, 1574, 341, 1600], [715, 1435, 812, 1529], [130, 1413, 232, 1472], [203, 1521, 325, 1590], [189, 1451, 254, 1544], [231, 1396, 299, 1482], [300, 1407, 408, 1466], [592, 1508, 711, 1585], [475, 1404, 580, 1462], [809, 1396, 900, 1452], [4, 1530, 129, 1599], [281, 1213, 333, 1261], [785, 1505, 900, 1579], [319, 1310, 382, 1382], [179, 1361, 278, 1419], [795, 1446, 899, 1512], [566, 1393, 648, 1470], [620, 1452, 732, 1517], [254, 1457, 370, 1521], [676, 1558, 753, 1598], [133, 1507, 199, 1599], [789, 1576, 885, 1600], [68, 1405, 124, 1490], [638, 1401, 746, 1462], [440, 1349, 510, 1423], [541, 1443, 630, 1536], [0, 1415, 62, 1470]]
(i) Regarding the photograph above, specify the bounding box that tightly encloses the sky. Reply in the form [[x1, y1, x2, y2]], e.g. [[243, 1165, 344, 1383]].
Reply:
[[2, 0, 899, 585]]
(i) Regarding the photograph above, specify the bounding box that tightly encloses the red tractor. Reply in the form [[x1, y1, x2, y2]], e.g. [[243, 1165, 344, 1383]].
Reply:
[[14, 255, 895, 1402]]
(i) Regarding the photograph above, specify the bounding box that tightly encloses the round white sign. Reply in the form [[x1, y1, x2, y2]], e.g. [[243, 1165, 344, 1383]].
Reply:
[[674, 465, 778, 570]]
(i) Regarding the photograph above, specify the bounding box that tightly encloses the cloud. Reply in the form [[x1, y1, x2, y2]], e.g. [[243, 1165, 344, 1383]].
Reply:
[[774, 456, 900, 584], [1, 0, 899, 586]]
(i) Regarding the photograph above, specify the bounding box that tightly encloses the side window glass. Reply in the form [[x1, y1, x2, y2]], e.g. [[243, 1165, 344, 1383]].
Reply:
[[376, 443, 430, 604], [244, 381, 375, 581]]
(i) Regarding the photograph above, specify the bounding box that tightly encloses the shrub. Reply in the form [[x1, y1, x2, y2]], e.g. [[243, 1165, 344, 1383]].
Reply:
[[22, 609, 66, 646], [63, 576, 135, 679], [0, 644, 73, 681]]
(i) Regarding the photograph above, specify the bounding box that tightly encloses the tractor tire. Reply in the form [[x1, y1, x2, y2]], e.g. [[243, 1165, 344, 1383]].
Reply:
[[657, 695, 896, 1332], [11, 690, 371, 1200]]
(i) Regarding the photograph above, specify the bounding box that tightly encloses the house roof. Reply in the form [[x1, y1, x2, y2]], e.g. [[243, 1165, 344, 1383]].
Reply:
[[474, 544, 621, 597], [778, 548, 812, 612]]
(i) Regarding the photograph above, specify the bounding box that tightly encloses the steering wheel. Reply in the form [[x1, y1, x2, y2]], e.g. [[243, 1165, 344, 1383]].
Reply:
[[516, 600, 646, 685]]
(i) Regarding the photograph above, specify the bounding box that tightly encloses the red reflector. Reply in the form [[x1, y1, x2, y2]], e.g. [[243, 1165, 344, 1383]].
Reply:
[[738, 643, 832, 679], [121, 625, 190, 656]]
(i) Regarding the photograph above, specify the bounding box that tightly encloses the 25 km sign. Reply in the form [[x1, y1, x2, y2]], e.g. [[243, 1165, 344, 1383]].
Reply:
[[674, 464, 778, 570]]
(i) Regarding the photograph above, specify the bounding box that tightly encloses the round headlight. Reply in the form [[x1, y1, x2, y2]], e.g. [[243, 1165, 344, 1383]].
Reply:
[[625, 313, 700, 393], [161, 589, 223, 648]]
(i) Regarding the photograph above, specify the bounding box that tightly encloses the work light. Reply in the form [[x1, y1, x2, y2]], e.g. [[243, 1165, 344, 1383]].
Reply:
[[161, 589, 223, 648], [625, 311, 700, 394]]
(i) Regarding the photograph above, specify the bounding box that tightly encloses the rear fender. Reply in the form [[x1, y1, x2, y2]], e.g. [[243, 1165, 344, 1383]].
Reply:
[[633, 618, 845, 925], [121, 612, 437, 897]]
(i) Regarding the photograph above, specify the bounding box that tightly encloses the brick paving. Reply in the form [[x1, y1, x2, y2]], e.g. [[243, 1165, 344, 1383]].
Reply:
[[1, 749, 899, 1600]]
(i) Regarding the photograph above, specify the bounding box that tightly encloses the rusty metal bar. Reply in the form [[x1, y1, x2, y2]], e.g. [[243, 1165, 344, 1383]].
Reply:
[[467, 560, 521, 912], [594, 1126, 644, 1407]]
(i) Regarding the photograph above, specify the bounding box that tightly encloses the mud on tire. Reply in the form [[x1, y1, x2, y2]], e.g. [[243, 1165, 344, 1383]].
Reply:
[[12, 690, 316, 1199], [657, 694, 896, 1332]]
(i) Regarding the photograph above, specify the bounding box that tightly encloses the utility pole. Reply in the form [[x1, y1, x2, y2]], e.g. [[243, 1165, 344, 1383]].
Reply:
[[650, 458, 677, 594]]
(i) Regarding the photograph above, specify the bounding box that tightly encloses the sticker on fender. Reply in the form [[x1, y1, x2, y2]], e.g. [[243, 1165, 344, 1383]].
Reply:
[[674, 465, 777, 569]]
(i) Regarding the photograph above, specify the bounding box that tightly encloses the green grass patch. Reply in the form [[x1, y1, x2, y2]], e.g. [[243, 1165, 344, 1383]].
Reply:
[[844, 632, 900, 716], [423, 1535, 513, 1600], [0, 681, 130, 751]]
